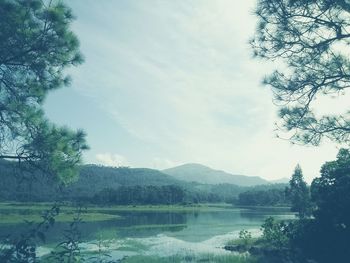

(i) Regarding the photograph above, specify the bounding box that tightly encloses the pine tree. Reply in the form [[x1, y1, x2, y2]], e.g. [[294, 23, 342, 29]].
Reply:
[[287, 165, 312, 218], [0, 0, 88, 183]]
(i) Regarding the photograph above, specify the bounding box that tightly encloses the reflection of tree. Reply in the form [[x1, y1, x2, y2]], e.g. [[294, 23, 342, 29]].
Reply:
[[239, 210, 266, 221], [239, 208, 292, 222], [119, 212, 187, 227]]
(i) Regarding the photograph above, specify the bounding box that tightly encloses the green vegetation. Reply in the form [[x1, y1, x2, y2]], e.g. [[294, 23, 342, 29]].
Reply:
[[286, 165, 312, 218], [260, 217, 289, 250], [231, 149, 350, 263], [252, 0, 350, 146], [0, 202, 236, 225], [93, 185, 186, 205], [237, 188, 289, 207], [0, 160, 289, 205], [4, 0, 350, 262], [0, 0, 88, 183], [226, 230, 259, 251], [0, 202, 234, 213], [251, 1, 350, 261], [0, 0, 89, 261], [226, 237, 259, 248], [0, 212, 119, 224]]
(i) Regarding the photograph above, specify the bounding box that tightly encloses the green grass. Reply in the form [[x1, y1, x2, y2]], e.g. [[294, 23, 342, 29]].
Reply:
[[0, 202, 234, 213], [0, 202, 226, 211], [87, 203, 236, 212], [122, 253, 258, 263], [0, 202, 237, 225], [0, 212, 120, 224]]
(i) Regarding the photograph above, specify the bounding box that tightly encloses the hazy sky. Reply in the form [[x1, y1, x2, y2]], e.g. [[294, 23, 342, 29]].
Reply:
[[44, 0, 342, 182]]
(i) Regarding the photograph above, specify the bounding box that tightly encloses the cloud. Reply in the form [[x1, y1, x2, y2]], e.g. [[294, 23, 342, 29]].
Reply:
[[60, 0, 342, 182], [95, 153, 130, 167], [151, 158, 179, 170]]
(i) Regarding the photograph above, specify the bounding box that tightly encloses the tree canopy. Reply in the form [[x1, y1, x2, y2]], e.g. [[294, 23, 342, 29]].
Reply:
[[252, 0, 350, 145], [311, 148, 350, 226], [291, 149, 350, 262], [0, 0, 88, 183], [287, 164, 311, 218]]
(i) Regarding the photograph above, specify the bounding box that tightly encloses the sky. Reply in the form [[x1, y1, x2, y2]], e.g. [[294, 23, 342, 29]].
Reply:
[[44, 0, 343, 183]]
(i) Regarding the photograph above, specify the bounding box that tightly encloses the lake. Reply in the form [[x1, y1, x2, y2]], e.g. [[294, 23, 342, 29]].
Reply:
[[0, 205, 295, 261]]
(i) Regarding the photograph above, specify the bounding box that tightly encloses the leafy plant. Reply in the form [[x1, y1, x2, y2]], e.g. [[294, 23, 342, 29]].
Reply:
[[48, 207, 84, 263], [238, 230, 252, 249], [261, 217, 289, 250], [88, 236, 113, 263], [0, 204, 60, 262]]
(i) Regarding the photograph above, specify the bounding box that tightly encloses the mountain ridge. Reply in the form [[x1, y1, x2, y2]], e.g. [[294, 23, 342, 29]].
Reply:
[[162, 163, 269, 186]]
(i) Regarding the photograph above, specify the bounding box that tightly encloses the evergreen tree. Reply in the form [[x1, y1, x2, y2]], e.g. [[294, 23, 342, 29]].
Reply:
[[287, 165, 311, 218], [311, 149, 350, 228], [290, 150, 350, 262], [252, 0, 350, 146], [0, 0, 88, 183]]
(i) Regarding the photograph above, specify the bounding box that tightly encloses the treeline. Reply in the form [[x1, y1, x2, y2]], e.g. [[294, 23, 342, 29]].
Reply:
[[74, 185, 228, 205], [0, 160, 289, 206], [236, 188, 290, 206], [239, 149, 350, 263], [93, 185, 186, 205]]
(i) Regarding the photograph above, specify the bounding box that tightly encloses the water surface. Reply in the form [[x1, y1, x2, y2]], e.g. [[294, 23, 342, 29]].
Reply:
[[1, 206, 295, 260]]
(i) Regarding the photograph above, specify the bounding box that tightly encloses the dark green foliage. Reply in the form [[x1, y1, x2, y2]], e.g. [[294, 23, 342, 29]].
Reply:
[[258, 149, 350, 262], [311, 149, 350, 224], [261, 217, 289, 250], [93, 185, 186, 205], [280, 151, 350, 262], [300, 149, 350, 262], [0, 1, 89, 262], [238, 230, 252, 249], [237, 188, 289, 206], [252, 0, 350, 145], [286, 165, 312, 218], [209, 183, 242, 202], [0, 0, 88, 182], [0, 161, 288, 205], [0, 163, 181, 201]]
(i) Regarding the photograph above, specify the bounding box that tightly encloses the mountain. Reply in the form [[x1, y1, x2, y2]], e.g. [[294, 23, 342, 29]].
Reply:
[[0, 161, 284, 203], [0, 162, 184, 201], [78, 165, 182, 187], [270, 177, 290, 184], [163, 163, 269, 186]]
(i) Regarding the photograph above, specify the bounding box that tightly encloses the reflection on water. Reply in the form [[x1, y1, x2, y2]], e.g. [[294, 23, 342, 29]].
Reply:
[[0, 206, 295, 260], [0, 206, 294, 242]]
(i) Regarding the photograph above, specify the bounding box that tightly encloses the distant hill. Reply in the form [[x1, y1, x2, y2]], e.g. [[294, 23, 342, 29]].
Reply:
[[163, 163, 269, 186], [78, 165, 182, 187], [67, 165, 184, 197], [0, 162, 184, 201], [270, 177, 290, 184], [0, 161, 286, 203]]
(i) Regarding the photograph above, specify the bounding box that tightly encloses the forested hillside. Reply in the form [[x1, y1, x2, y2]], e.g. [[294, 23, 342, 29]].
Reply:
[[0, 160, 287, 205], [0, 161, 182, 201], [163, 163, 269, 186]]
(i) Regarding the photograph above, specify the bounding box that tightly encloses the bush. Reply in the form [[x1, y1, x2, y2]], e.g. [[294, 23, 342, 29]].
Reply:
[[261, 217, 289, 249]]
